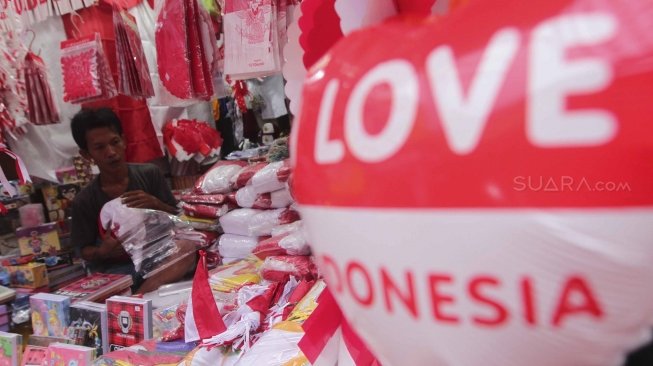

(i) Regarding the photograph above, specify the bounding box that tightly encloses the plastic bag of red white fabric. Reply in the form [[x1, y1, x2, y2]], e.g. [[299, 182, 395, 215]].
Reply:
[[180, 193, 226, 205], [195, 160, 248, 194], [231, 162, 268, 189], [253, 230, 310, 259], [251, 160, 291, 194], [235, 186, 293, 209], [99, 198, 202, 279], [260, 256, 315, 282], [220, 208, 301, 237], [181, 202, 234, 219], [218, 234, 259, 259], [60, 33, 117, 104]]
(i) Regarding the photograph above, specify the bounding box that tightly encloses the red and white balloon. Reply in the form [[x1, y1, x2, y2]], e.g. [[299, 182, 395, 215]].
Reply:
[[292, 0, 653, 364]]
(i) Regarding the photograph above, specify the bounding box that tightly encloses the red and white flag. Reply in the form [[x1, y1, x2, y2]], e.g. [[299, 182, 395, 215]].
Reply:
[[185, 250, 227, 342]]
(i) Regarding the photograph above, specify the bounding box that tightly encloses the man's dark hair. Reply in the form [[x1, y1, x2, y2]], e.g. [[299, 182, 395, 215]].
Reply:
[[70, 108, 123, 150]]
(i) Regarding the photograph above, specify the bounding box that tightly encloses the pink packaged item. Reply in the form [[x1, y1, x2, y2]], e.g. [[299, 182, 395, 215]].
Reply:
[[181, 202, 234, 219], [251, 160, 291, 194], [18, 204, 45, 228], [235, 186, 293, 209], [260, 256, 316, 282], [195, 160, 248, 194], [253, 231, 309, 259], [232, 162, 268, 189], [180, 193, 226, 205]]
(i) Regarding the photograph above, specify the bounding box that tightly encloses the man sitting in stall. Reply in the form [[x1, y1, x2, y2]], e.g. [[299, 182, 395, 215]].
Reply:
[[70, 108, 195, 294]]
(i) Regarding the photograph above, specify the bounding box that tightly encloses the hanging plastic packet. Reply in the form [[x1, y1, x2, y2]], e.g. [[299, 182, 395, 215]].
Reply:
[[60, 33, 117, 104], [113, 5, 155, 98], [23, 52, 59, 125]]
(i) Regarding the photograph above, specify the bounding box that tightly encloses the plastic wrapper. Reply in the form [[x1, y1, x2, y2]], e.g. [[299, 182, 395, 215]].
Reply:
[[260, 256, 315, 283], [180, 193, 226, 205], [181, 202, 233, 219], [113, 5, 155, 98], [99, 198, 202, 279], [218, 234, 259, 259], [194, 160, 248, 194], [180, 215, 221, 232], [209, 258, 262, 304], [235, 186, 293, 209], [154, 302, 187, 341], [23, 52, 59, 125], [220, 208, 300, 237], [286, 280, 327, 324], [223, 0, 281, 79], [234, 322, 306, 366], [231, 162, 268, 189], [270, 220, 303, 236], [178, 346, 242, 366], [251, 160, 291, 194], [253, 231, 310, 259], [155, 0, 216, 100], [60, 33, 117, 104]]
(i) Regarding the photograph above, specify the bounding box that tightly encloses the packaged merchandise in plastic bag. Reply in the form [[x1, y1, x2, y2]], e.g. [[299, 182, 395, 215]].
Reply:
[[235, 186, 293, 209], [231, 162, 268, 189], [99, 198, 201, 279], [253, 230, 310, 259], [218, 234, 259, 259], [251, 160, 291, 194], [220, 208, 300, 237], [223, 0, 281, 79], [234, 321, 306, 366], [60, 33, 117, 104], [113, 5, 155, 98], [22, 52, 59, 125], [181, 202, 233, 219], [180, 193, 226, 205], [209, 258, 262, 304], [270, 220, 303, 237], [260, 256, 316, 283], [194, 160, 248, 194]]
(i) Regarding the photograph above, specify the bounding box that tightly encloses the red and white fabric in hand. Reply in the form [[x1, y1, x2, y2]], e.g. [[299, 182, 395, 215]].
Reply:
[[253, 229, 310, 259], [22, 52, 59, 125], [235, 186, 293, 209], [250, 160, 291, 194], [194, 160, 248, 194], [60, 33, 117, 104], [260, 255, 316, 282]]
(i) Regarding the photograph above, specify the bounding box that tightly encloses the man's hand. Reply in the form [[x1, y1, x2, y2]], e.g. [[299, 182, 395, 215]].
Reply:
[[96, 232, 127, 260], [121, 190, 161, 210]]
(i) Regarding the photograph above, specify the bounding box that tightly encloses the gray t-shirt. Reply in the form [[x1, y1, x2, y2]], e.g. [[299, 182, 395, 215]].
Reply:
[[71, 163, 177, 271]]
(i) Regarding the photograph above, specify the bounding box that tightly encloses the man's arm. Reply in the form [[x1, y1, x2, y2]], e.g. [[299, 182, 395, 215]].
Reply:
[[121, 190, 178, 214]]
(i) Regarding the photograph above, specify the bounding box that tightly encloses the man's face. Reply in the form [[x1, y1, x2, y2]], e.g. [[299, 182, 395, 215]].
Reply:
[[82, 127, 126, 173]]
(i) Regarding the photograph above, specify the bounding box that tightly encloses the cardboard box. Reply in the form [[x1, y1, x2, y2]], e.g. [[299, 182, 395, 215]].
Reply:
[[6, 263, 48, 289], [16, 223, 61, 256]]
